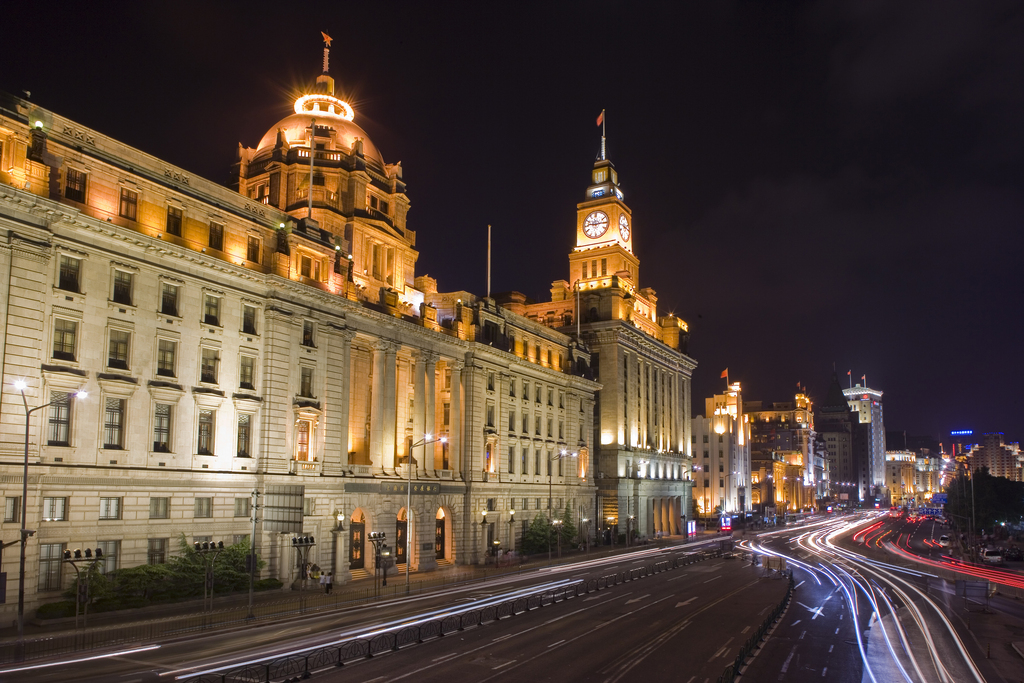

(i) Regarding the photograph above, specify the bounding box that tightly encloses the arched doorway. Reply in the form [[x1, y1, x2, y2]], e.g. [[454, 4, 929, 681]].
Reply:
[[349, 509, 366, 570], [435, 508, 447, 560], [396, 508, 408, 565]]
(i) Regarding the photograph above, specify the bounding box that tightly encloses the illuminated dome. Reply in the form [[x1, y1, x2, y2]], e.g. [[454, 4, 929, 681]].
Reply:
[[253, 74, 385, 167]]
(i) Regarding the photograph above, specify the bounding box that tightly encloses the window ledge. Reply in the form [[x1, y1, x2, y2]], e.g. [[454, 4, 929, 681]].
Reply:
[[107, 300, 137, 315]]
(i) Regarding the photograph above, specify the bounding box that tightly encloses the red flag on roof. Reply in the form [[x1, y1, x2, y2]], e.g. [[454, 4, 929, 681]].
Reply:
[[720, 368, 728, 379], [596, 110, 605, 126]]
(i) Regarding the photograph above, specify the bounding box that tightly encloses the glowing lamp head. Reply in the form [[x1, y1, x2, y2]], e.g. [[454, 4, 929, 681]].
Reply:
[[75, 390, 88, 400], [13, 380, 26, 391], [34, 121, 43, 129]]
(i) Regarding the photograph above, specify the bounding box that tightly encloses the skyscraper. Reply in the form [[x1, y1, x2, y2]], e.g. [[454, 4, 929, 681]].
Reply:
[[843, 383, 886, 490]]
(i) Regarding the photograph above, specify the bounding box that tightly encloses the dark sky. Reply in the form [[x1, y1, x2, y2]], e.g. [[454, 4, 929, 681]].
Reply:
[[4, 2, 1022, 442]]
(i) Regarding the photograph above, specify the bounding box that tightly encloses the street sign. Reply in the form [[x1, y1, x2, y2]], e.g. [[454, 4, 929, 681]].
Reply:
[[931, 493, 947, 505]]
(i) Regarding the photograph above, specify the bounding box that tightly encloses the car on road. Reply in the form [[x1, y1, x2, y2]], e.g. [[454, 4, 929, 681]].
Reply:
[[938, 535, 951, 548], [981, 548, 1004, 565]]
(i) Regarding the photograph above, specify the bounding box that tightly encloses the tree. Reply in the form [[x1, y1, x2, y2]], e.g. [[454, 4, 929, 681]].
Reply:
[[522, 514, 552, 555], [945, 467, 1024, 534], [558, 501, 578, 545]]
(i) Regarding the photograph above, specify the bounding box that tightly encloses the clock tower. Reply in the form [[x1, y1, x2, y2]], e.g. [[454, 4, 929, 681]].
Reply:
[[571, 158, 640, 294]]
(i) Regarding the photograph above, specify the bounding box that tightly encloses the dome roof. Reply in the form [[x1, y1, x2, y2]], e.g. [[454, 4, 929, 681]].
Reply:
[[253, 111, 385, 167]]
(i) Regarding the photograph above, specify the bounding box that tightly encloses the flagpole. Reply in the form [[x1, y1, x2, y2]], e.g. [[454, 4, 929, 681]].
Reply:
[[600, 109, 606, 160], [486, 224, 491, 299]]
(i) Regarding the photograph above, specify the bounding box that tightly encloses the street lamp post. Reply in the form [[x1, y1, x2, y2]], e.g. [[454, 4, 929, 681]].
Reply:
[[405, 434, 446, 593], [367, 531, 387, 596], [291, 535, 316, 611], [552, 519, 563, 558], [194, 541, 225, 616], [549, 450, 578, 560], [61, 547, 104, 630], [508, 509, 516, 557], [13, 381, 86, 657], [582, 517, 590, 553]]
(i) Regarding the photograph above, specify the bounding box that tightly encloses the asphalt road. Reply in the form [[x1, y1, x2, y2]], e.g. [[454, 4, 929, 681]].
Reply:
[[309, 556, 787, 683]]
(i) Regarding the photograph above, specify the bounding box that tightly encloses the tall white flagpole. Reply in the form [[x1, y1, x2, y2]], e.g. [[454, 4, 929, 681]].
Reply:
[[486, 224, 491, 299]]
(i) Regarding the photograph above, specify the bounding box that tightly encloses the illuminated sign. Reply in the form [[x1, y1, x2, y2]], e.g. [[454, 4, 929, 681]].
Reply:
[[950, 430, 973, 436]]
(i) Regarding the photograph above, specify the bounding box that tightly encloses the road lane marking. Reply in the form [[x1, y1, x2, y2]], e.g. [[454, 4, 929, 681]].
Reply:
[[676, 597, 696, 607], [799, 630, 806, 640], [792, 619, 801, 626], [625, 594, 650, 605], [741, 626, 750, 634], [828, 645, 834, 652], [795, 580, 806, 589], [711, 637, 735, 659], [547, 640, 565, 648], [492, 634, 513, 643], [822, 667, 828, 677], [703, 575, 721, 583], [433, 653, 461, 661], [779, 645, 798, 673], [492, 660, 517, 670], [835, 628, 840, 634]]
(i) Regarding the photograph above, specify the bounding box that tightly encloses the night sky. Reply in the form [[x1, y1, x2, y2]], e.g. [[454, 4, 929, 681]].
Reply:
[[4, 2, 1022, 442]]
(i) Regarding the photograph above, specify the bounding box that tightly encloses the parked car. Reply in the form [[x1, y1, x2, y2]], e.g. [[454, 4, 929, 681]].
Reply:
[[981, 548, 1004, 565], [938, 535, 951, 548], [1003, 546, 1023, 561]]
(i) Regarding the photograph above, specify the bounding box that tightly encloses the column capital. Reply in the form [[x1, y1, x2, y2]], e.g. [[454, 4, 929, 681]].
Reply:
[[450, 360, 465, 372], [375, 339, 399, 355]]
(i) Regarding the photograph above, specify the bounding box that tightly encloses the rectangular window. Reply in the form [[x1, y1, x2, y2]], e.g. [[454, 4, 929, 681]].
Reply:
[[443, 402, 450, 426], [200, 348, 219, 384], [153, 403, 172, 452], [302, 321, 315, 347], [147, 538, 168, 565], [194, 497, 213, 518], [234, 497, 251, 517], [242, 305, 258, 335], [42, 497, 67, 521], [521, 448, 528, 474], [295, 420, 311, 461], [113, 270, 133, 306], [558, 420, 564, 440], [508, 410, 515, 432], [97, 540, 119, 574], [582, 262, 588, 279], [558, 457, 564, 476], [300, 366, 315, 398], [58, 255, 81, 293], [246, 235, 261, 263], [601, 258, 607, 276], [508, 446, 515, 474], [4, 496, 21, 523], [203, 295, 220, 326], [534, 415, 541, 436], [239, 355, 255, 390], [547, 388, 553, 406], [547, 451, 553, 476], [99, 497, 121, 520], [237, 414, 251, 457], [509, 379, 516, 397], [52, 318, 77, 361], [535, 449, 541, 475], [119, 188, 138, 220], [208, 221, 224, 250], [38, 543, 64, 591], [547, 418, 553, 438], [522, 381, 529, 400], [161, 283, 179, 317], [47, 391, 71, 446], [103, 398, 126, 449], [197, 410, 215, 454], [149, 497, 169, 519], [487, 372, 495, 391], [157, 339, 177, 377], [108, 329, 130, 369], [536, 385, 542, 403], [64, 168, 86, 202], [299, 254, 321, 280], [444, 369, 452, 390], [166, 207, 183, 237]]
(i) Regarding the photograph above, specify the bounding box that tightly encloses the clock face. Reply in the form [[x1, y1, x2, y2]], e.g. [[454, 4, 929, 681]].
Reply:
[[583, 211, 609, 238], [619, 214, 630, 241]]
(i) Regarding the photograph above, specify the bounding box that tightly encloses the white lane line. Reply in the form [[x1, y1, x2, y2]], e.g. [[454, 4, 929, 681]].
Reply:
[[0, 646, 161, 675], [835, 627, 840, 634], [704, 575, 721, 583], [741, 625, 750, 634], [795, 580, 806, 588], [433, 652, 461, 662], [676, 597, 697, 607], [822, 667, 828, 677], [547, 640, 565, 648], [625, 594, 650, 605], [828, 645, 834, 653], [779, 645, 798, 673], [799, 630, 806, 640], [492, 634, 512, 643], [492, 660, 517, 670], [792, 619, 801, 626]]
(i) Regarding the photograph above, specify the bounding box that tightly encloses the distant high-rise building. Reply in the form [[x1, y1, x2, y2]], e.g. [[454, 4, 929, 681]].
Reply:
[[692, 383, 751, 519], [817, 374, 871, 504], [843, 383, 885, 489], [968, 433, 1022, 481]]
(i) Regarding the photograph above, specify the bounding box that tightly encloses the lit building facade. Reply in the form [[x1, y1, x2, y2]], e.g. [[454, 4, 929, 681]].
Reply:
[[817, 374, 871, 505], [0, 58, 599, 618], [885, 451, 917, 507], [496, 156, 696, 541], [843, 383, 886, 489], [691, 383, 750, 518], [968, 433, 1023, 481], [745, 392, 824, 508]]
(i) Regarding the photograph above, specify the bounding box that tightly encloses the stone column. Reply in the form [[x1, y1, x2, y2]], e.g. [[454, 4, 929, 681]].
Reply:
[[412, 350, 426, 465], [332, 527, 352, 584], [450, 360, 463, 475], [370, 341, 387, 470], [337, 330, 354, 466], [324, 327, 355, 474], [382, 342, 398, 472], [415, 497, 438, 573], [423, 354, 438, 476]]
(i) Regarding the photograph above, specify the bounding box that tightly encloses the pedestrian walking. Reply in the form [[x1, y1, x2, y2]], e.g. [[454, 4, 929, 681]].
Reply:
[[320, 571, 327, 593], [326, 571, 333, 594]]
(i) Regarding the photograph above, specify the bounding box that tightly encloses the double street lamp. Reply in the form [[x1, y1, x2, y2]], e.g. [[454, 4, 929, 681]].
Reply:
[[62, 547, 104, 629], [405, 434, 446, 593], [367, 531, 388, 594], [12, 380, 87, 656], [194, 540, 225, 614], [548, 450, 578, 560]]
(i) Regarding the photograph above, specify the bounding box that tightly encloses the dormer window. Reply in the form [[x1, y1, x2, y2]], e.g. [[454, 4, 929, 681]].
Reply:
[[367, 193, 390, 215]]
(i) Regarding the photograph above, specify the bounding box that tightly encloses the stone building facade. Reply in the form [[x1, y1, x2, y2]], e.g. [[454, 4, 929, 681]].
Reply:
[[0, 62, 597, 618], [496, 156, 696, 542]]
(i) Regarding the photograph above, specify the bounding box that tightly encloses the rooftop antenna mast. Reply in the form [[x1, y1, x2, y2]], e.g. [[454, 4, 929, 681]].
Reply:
[[597, 109, 606, 160], [308, 32, 332, 219]]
